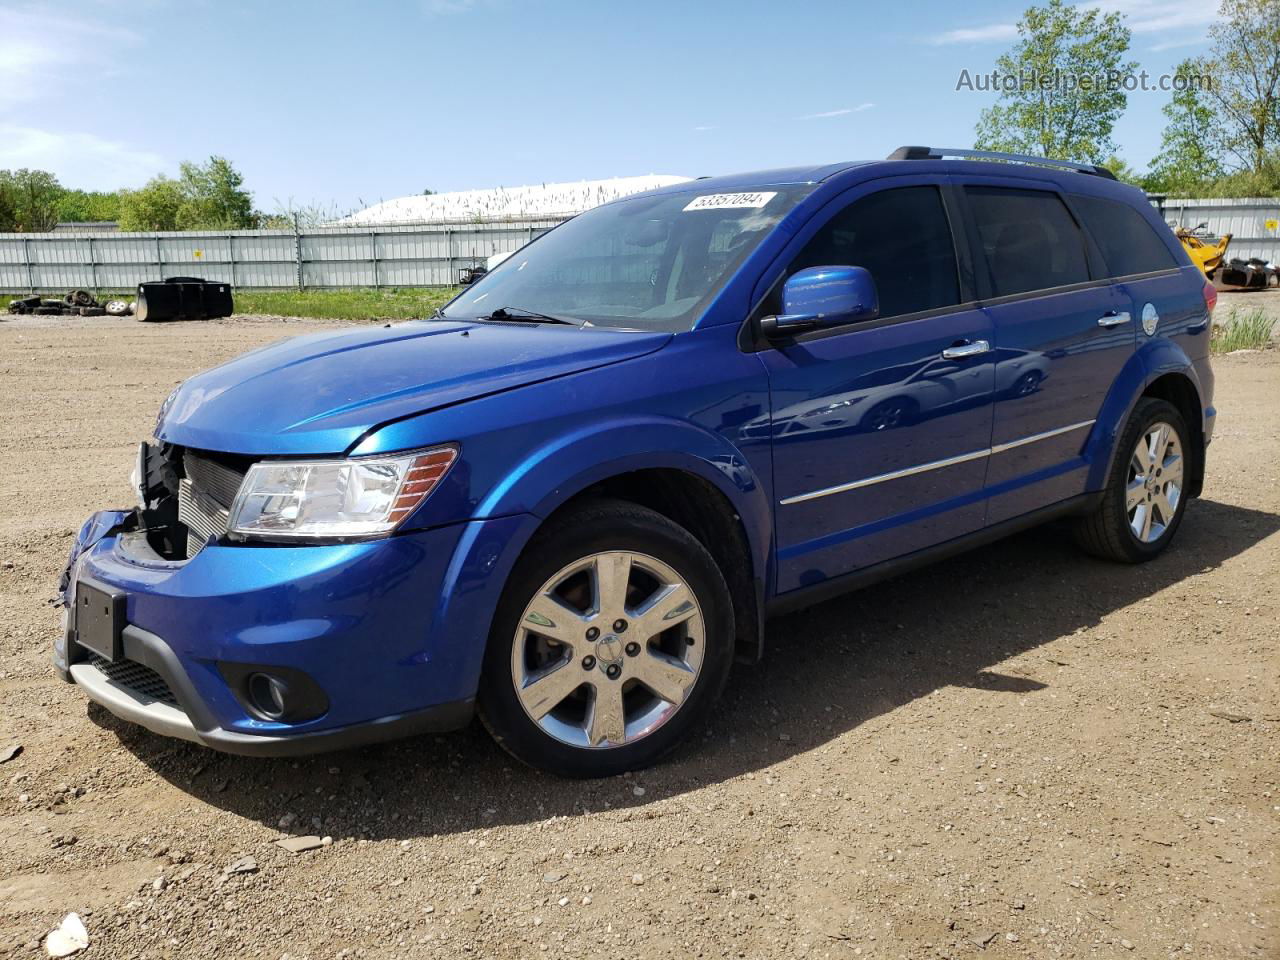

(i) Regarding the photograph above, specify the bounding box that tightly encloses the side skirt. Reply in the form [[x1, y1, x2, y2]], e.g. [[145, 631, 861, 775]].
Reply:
[[765, 492, 1103, 618]]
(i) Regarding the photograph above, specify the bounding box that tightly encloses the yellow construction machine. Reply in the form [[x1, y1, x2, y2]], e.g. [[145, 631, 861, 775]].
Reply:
[[1175, 226, 1232, 278]]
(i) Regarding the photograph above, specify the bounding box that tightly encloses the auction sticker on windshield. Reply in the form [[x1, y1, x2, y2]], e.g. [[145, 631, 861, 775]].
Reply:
[[683, 192, 777, 211]]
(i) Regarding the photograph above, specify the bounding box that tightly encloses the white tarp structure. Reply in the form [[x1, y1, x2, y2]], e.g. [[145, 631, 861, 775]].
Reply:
[[340, 174, 692, 225]]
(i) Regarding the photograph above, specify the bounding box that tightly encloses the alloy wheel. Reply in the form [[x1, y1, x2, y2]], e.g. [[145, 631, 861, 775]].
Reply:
[[510, 551, 705, 749], [1126, 421, 1183, 543]]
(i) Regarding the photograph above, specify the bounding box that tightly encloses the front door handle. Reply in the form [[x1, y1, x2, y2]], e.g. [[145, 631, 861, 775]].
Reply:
[[940, 339, 991, 360], [1097, 311, 1131, 328]]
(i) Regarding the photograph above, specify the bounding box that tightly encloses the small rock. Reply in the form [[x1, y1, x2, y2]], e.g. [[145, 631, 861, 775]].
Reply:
[[0, 743, 21, 764], [1120, 939, 1135, 951], [151, 876, 166, 892], [542, 871, 566, 883], [399, 840, 411, 850], [1006, 933, 1019, 942], [277, 812, 298, 829], [223, 856, 258, 876], [972, 931, 998, 948], [632, 786, 646, 797], [557, 897, 569, 907], [18, 793, 30, 802], [581, 895, 592, 905], [44, 913, 88, 957], [275, 836, 326, 854], [631, 873, 644, 886], [321, 836, 333, 846]]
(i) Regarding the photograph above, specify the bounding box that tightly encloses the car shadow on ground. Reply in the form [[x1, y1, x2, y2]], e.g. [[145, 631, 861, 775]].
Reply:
[[95, 497, 1279, 840]]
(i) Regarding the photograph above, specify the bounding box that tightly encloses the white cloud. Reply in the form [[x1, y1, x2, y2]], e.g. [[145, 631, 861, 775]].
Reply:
[[0, 6, 139, 108], [928, 0, 1215, 46], [929, 23, 1018, 45], [1082, 0, 1216, 34], [798, 104, 875, 120], [0, 124, 166, 190], [1149, 36, 1206, 53], [693, 125, 716, 132]]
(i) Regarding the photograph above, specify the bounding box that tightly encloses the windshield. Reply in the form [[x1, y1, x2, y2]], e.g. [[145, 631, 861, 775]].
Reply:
[[441, 186, 813, 331]]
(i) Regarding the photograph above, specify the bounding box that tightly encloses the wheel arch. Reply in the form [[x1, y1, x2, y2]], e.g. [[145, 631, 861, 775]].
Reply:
[[1086, 340, 1207, 497], [475, 418, 773, 665]]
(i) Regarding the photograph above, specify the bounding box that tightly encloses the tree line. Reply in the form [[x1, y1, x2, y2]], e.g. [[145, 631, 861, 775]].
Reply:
[[0, 156, 263, 232], [974, 0, 1278, 196]]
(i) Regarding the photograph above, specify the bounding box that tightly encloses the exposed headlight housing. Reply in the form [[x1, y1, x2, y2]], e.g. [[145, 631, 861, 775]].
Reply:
[[228, 445, 457, 540]]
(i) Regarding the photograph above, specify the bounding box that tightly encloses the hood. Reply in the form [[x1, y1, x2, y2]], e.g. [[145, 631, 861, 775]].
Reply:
[[156, 320, 671, 455]]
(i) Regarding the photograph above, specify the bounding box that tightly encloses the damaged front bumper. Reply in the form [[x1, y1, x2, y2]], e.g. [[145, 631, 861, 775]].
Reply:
[[55, 507, 498, 756]]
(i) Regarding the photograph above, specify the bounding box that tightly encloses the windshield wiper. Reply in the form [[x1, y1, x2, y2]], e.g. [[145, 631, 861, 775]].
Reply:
[[478, 306, 583, 327]]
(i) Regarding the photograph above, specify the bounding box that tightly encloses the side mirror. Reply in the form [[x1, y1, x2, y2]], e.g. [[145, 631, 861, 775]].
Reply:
[[761, 265, 879, 338]]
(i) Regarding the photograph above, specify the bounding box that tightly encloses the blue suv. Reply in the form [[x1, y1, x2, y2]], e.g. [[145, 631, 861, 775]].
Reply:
[[58, 147, 1217, 777]]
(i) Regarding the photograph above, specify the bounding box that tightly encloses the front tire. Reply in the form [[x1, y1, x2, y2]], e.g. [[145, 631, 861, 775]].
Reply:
[[1074, 398, 1191, 562], [477, 499, 733, 778]]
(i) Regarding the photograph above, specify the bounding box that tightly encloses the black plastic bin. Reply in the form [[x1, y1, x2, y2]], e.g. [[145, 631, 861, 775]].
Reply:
[[136, 277, 234, 323]]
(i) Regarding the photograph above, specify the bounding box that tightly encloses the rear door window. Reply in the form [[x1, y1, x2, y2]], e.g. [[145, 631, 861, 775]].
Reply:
[[1069, 194, 1179, 278], [780, 185, 961, 319], [965, 186, 1090, 297]]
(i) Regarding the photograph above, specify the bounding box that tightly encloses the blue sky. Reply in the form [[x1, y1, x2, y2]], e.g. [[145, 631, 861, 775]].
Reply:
[[0, 0, 1214, 214]]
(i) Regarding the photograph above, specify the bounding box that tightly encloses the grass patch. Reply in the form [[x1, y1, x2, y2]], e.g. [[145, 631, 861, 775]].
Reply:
[[1212, 306, 1277, 354], [233, 288, 459, 320]]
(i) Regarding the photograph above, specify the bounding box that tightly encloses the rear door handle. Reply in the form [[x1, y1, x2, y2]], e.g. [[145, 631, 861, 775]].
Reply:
[[940, 339, 991, 359], [1097, 311, 1131, 328]]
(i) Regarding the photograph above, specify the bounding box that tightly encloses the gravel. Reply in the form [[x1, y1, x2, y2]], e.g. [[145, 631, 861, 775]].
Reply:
[[0, 313, 1276, 958]]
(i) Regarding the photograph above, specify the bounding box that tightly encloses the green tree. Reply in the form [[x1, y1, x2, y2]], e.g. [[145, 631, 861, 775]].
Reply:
[[0, 175, 16, 231], [0, 168, 63, 231], [1203, 0, 1280, 173], [117, 157, 256, 231], [974, 0, 1137, 163], [1101, 154, 1142, 186], [1145, 57, 1222, 194], [118, 175, 184, 231], [176, 156, 256, 229], [55, 188, 124, 223]]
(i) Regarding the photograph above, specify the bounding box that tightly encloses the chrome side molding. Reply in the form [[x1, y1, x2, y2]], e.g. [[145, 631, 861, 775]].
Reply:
[[779, 419, 1096, 506]]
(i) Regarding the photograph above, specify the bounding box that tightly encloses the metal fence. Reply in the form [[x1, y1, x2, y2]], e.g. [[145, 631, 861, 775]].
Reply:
[[1157, 197, 1280, 262], [3, 196, 1278, 293], [0, 217, 566, 293]]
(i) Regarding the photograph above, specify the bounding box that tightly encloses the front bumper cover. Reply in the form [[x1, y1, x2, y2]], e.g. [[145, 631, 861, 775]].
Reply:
[[57, 508, 538, 756]]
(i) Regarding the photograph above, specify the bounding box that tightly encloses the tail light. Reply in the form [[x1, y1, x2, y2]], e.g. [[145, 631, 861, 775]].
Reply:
[[1202, 277, 1218, 317]]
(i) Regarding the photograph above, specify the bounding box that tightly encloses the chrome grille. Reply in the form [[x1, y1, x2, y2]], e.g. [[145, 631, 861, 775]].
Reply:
[[85, 653, 180, 707], [178, 452, 245, 553]]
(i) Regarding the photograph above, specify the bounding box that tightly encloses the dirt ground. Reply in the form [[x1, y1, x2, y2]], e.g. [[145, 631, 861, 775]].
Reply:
[[0, 312, 1276, 960]]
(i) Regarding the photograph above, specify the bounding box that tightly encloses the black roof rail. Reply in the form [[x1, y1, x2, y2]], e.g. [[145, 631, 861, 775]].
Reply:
[[886, 145, 1117, 180]]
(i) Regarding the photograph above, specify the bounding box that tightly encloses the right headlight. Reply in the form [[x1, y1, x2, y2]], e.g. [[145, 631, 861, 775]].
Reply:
[[228, 445, 457, 540]]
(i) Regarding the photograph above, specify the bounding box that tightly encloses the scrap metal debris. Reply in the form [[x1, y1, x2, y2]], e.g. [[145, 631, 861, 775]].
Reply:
[[7, 290, 132, 318]]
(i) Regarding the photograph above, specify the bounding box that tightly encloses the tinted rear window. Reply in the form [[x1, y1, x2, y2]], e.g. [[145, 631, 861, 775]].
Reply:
[[966, 186, 1090, 297], [783, 185, 961, 318], [1070, 194, 1179, 277]]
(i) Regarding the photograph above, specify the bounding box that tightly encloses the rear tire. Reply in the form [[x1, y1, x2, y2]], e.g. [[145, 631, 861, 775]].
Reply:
[[1074, 398, 1191, 562], [477, 499, 733, 778]]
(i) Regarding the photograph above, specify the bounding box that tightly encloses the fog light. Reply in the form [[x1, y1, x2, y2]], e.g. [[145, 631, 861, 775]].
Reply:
[[247, 672, 289, 720]]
